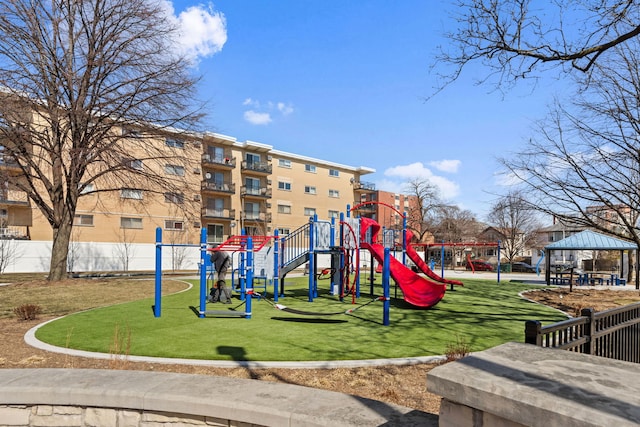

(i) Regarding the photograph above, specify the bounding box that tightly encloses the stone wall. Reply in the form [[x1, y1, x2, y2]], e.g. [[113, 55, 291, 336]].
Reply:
[[0, 368, 437, 427], [427, 342, 640, 427]]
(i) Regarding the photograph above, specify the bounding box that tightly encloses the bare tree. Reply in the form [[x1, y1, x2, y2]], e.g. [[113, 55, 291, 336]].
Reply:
[[0, 238, 22, 274], [435, 1, 640, 90], [66, 227, 82, 274], [113, 227, 137, 273], [486, 191, 542, 263], [0, 0, 203, 281], [499, 38, 640, 272], [432, 206, 481, 244], [404, 178, 446, 242]]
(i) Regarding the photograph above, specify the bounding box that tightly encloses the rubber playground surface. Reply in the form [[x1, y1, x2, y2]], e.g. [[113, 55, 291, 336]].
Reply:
[[33, 276, 567, 363]]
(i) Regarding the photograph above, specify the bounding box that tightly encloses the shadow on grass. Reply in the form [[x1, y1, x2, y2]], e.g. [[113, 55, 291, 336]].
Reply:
[[217, 345, 247, 361], [270, 316, 347, 324]]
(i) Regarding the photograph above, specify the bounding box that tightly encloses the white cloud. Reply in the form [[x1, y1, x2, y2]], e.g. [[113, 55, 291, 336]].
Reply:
[[243, 110, 272, 125], [429, 159, 460, 173], [277, 102, 294, 116], [381, 162, 460, 199], [163, 1, 227, 63], [243, 98, 259, 108], [242, 98, 294, 125]]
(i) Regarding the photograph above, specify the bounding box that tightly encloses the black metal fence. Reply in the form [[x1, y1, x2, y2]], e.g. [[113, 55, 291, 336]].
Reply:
[[525, 302, 640, 363]]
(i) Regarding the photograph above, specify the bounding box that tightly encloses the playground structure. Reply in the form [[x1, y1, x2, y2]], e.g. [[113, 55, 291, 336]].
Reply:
[[154, 202, 477, 322]]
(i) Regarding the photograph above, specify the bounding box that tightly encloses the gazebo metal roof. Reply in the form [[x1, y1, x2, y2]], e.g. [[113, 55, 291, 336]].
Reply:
[[545, 230, 637, 251]]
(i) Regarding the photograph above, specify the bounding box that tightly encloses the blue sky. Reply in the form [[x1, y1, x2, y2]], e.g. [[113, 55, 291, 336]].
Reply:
[[166, 1, 567, 220]]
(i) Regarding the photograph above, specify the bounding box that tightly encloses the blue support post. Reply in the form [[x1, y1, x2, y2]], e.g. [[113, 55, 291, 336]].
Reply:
[[273, 230, 280, 302], [245, 237, 253, 319], [339, 212, 346, 301], [154, 227, 162, 317], [308, 215, 315, 302], [330, 216, 337, 295], [497, 240, 501, 284], [199, 228, 207, 318], [383, 247, 390, 326], [402, 213, 407, 267], [441, 240, 445, 278]]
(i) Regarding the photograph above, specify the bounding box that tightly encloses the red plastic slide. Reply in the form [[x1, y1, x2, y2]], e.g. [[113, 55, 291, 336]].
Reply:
[[360, 218, 446, 308], [405, 230, 463, 287]]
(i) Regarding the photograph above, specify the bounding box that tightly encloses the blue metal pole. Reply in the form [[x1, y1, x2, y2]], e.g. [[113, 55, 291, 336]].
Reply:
[[246, 237, 253, 319], [402, 213, 407, 266], [199, 228, 207, 318], [273, 230, 280, 302], [441, 240, 445, 278], [154, 227, 162, 317], [383, 247, 390, 326], [330, 216, 337, 295], [497, 240, 501, 284], [308, 215, 315, 302], [339, 212, 345, 301]]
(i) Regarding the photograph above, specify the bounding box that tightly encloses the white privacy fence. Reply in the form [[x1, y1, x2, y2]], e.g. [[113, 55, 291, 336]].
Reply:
[[0, 240, 201, 274]]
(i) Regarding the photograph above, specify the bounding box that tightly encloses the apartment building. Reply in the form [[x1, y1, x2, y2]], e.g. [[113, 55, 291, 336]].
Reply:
[[354, 189, 420, 233], [0, 127, 376, 246], [201, 133, 376, 243]]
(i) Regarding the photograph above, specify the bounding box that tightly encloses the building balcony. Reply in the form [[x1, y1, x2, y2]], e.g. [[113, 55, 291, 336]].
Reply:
[[240, 185, 272, 199], [202, 153, 235, 169], [0, 226, 29, 239], [351, 202, 376, 213], [241, 160, 272, 175], [0, 156, 22, 173], [201, 181, 235, 194], [0, 196, 29, 207], [353, 180, 376, 192], [241, 212, 272, 223], [202, 208, 236, 220]]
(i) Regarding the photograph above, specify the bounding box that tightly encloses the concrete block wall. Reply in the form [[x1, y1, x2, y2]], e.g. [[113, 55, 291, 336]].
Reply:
[[0, 369, 437, 427], [427, 342, 640, 427]]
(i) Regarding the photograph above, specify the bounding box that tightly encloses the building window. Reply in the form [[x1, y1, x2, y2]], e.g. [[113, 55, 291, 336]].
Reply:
[[304, 207, 316, 216], [121, 188, 143, 200], [207, 224, 224, 243], [329, 169, 339, 177], [79, 183, 95, 195], [165, 138, 185, 149], [329, 189, 339, 198], [278, 159, 291, 168], [277, 228, 290, 235], [123, 128, 142, 138], [165, 164, 185, 176], [244, 202, 260, 219], [304, 164, 316, 173], [304, 186, 316, 195], [165, 220, 184, 230], [328, 210, 339, 218], [246, 153, 261, 164], [127, 159, 143, 170], [164, 192, 184, 204], [73, 214, 94, 226], [278, 204, 292, 214], [121, 217, 142, 229], [278, 181, 291, 191]]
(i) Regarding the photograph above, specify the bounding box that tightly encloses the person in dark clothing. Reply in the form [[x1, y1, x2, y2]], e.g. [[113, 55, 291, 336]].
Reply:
[[210, 246, 231, 281], [208, 245, 232, 303]]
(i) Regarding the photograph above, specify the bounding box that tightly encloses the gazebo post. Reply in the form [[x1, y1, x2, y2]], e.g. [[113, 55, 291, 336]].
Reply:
[[634, 248, 640, 289], [545, 249, 551, 286]]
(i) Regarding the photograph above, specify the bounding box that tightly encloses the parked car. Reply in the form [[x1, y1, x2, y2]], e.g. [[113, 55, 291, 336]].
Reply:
[[510, 262, 536, 273], [466, 260, 494, 271]]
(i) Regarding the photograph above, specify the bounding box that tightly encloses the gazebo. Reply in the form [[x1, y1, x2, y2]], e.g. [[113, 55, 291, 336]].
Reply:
[[544, 230, 639, 289]]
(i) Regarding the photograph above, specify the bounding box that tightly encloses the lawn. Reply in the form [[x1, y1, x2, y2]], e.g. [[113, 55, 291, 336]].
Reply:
[[34, 276, 567, 362]]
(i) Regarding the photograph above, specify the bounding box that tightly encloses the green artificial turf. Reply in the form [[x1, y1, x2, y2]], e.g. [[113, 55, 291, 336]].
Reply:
[[35, 276, 567, 361]]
